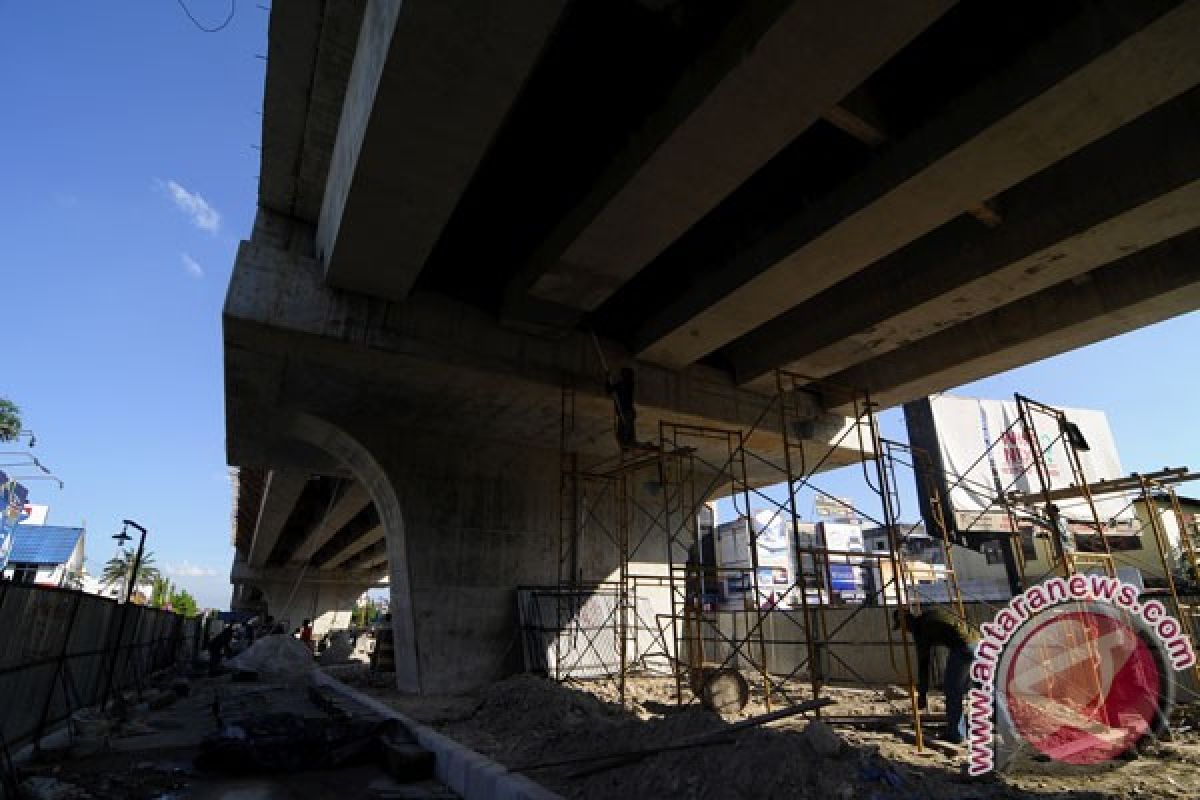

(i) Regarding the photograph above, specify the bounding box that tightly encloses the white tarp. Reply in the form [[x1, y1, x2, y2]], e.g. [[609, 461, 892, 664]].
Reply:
[[227, 633, 315, 681], [929, 395, 1130, 526]]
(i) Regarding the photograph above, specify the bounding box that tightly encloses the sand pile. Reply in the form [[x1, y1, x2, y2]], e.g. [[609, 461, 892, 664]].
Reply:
[[438, 675, 890, 800]]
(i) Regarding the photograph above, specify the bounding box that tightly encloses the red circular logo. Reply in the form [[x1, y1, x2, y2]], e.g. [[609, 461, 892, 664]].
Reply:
[[1002, 608, 1163, 764]]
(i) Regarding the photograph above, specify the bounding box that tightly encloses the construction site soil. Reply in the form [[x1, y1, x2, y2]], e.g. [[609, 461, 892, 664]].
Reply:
[[351, 669, 1200, 800]]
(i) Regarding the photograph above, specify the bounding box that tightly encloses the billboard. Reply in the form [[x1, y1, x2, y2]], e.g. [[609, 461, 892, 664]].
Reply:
[[908, 395, 1131, 534], [0, 470, 30, 571], [813, 495, 859, 524]]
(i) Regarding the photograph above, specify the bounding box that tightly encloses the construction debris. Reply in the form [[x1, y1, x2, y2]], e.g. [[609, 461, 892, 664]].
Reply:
[[195, 711, 384, 774]]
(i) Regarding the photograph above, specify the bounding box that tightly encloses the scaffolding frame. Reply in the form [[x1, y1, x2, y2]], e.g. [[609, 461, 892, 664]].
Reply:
[[932, 392, 1200, 707], [550, 370, 980, 751]]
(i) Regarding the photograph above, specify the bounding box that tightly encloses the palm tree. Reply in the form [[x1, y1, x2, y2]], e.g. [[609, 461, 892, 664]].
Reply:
[[101, 549, 161, 596], [0, 398, 21, 442], [150, 575, 174, 608]]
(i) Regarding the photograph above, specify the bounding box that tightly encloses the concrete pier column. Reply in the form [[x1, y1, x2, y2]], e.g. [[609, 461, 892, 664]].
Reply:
[[372, 433, 560, 694], [257, 580, 366, 637]]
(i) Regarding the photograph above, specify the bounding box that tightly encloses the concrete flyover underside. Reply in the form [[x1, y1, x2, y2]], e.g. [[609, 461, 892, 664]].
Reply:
[[224, 0, 1200, 694]]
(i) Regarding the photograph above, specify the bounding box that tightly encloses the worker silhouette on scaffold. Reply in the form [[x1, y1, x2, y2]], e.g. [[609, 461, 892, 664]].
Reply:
[[606, 366, 641, 450], [593, 332, 658, 453]]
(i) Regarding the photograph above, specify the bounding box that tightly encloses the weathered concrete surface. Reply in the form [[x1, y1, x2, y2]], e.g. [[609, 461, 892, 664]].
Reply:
[[289, 480, 372, 565], [227, 2, 1200, 699], [248, 469, 308, 568], [224, 215, 860, 476], [728, 90, 1200, 386], [823, 229, 1200, 410], [514, 0, 953, 314], [312, 418, 672, 695], [234, 564, 374, 636], [322, 523, 385, 570], [317, 0, 565, 300], [258, 0, 365, 223], [636, 0, 1200, 367]]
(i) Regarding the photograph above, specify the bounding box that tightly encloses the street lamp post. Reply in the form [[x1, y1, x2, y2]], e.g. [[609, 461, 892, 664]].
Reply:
[[115, 520, 148, 603], [101, 519, 148, 714]]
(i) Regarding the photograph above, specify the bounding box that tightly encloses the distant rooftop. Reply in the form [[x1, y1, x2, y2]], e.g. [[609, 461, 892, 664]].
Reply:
[[9, 525, 84, 566]]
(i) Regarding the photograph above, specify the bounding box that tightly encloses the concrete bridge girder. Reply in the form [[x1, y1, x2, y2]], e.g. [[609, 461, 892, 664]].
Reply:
[[322, 524, 386, 570], [247, 469, 309, 568], [635, 0, 1200, 368], [223, 221, 862, 475], [289, 481, 373, 565], [317, 0, 566, 300], [227, 1, 1200, 700]]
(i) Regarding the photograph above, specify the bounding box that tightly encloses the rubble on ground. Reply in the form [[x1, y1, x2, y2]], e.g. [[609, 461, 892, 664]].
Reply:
[[20, 776, 94, 800], [196, 712, 384, 774], [14, 671, 450, 800]]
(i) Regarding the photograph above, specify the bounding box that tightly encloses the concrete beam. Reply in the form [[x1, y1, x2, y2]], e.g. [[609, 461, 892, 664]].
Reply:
[[823, 230, 1200, 410], [341, 540, 388, 572], [359, 552, 387, 570], [232, 560, 384, 587], [510, 0, 952, 315], [636, 0, 1200, 367], [316, 0, 565, 300], [289, 480, 372, 564], [224, 233, 869, 481], [248, 469, 308, 568], [321, 524, 386, 570], [259, 1, 365, 224], [225, 222, 826, 439], [728, 91, 1200, 385]]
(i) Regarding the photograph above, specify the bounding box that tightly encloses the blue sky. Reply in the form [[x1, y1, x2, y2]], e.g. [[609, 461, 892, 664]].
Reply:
[[3, 3, 1198, 609], [2, 1, 266, 607]]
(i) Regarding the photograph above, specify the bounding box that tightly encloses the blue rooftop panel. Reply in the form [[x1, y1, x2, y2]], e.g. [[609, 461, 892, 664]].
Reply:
[[9, 525, 84, 565]]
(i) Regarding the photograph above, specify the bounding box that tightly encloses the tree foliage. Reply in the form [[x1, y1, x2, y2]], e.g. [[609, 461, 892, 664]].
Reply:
[[150, 575, 174, 608], [100, 548, 161, 594], [169, 588, 199, 618], [0, 398, 21, 443]]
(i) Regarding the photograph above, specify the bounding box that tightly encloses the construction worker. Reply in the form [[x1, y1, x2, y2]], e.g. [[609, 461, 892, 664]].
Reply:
[[606, 367, 639, 449], [207, 624, 235, 676], [894, 607, 981, 744]]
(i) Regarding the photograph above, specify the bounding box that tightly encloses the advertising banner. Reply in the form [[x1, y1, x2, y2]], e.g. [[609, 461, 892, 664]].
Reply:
[[21, 504, 49, 526], [813, 495, 859, 524], [928, 396, 1131, 526], [0, 470, 30, 571]]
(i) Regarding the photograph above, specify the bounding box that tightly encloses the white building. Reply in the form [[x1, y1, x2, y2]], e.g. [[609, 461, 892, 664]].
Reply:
[[2, 525, 86, 589]]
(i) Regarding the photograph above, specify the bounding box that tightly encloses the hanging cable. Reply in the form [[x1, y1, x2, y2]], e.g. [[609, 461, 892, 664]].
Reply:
[[175, 0, 236, 33]]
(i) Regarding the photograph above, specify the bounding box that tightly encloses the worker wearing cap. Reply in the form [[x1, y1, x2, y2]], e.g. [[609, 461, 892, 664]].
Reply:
[[894, 607, 980, 744]]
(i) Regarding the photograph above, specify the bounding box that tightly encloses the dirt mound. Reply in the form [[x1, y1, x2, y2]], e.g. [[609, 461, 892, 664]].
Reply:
[[439, 675, 867, 799]]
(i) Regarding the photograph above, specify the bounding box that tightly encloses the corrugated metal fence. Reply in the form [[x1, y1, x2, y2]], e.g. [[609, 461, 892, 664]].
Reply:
[[0, 582, 201, 752]]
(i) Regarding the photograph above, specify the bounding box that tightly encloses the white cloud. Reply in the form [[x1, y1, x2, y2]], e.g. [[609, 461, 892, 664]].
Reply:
[[181, 253, 205, 279], [159, 179, 220, 233], [166, 561, 217, 577]]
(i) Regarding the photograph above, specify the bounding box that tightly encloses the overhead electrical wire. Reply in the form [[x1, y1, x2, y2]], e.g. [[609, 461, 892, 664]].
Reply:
[[175, 0, 236, 33]]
